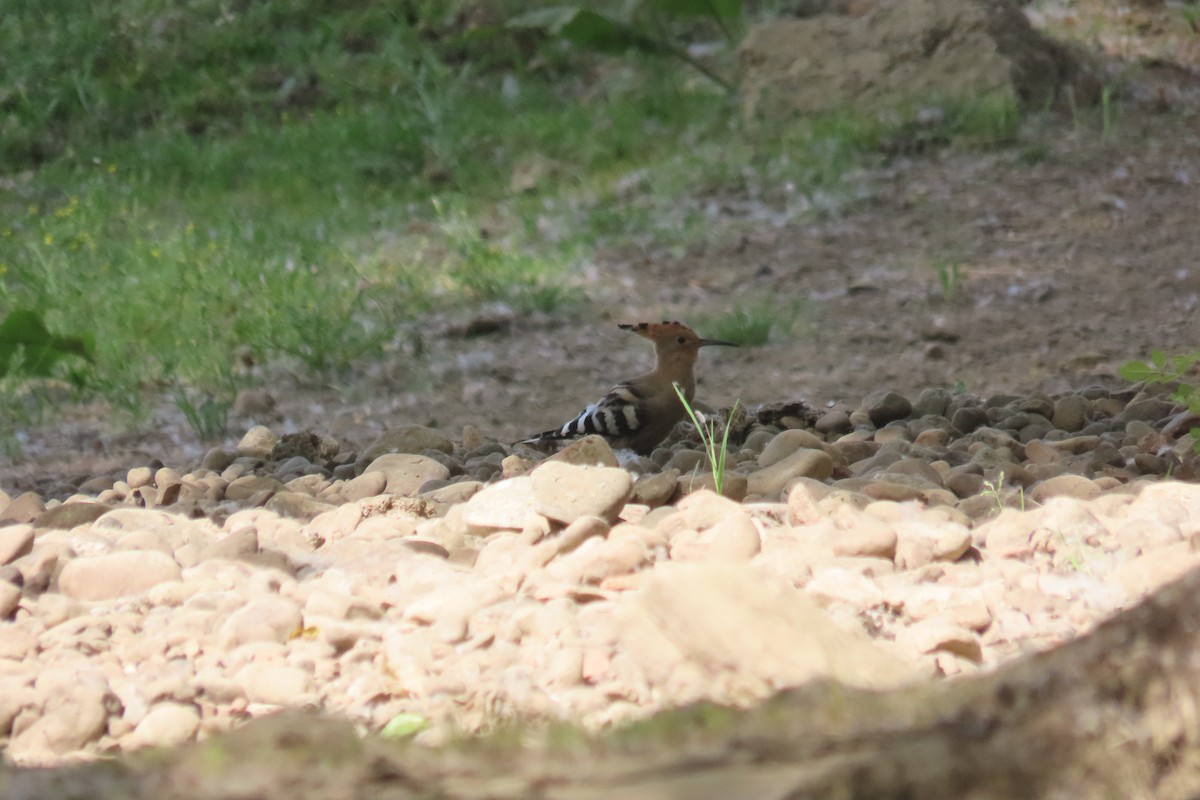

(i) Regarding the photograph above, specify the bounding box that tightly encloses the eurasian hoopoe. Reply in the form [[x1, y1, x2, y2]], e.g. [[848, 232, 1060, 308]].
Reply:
[[519, 321, 737, 456]]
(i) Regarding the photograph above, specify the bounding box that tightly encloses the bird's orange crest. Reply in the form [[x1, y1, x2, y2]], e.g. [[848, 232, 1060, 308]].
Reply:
[[617, 320, 698, 342]]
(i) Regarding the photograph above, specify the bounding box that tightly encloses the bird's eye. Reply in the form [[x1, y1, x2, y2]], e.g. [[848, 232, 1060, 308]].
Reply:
[[677, 336, 687, 344]]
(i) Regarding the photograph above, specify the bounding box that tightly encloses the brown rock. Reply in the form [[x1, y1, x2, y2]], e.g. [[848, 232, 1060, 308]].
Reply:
[[632, 469, 681, 508], [0, 524, 35, 566], [363, 454, 451, 497], [531, 462, 633, 525], [58, 551, 182, 601], [1114, 542, 1200, 599], [894, 519, 972, 568], [618, 563, 917, 699], [0, 492, 45, 526], [462, 477, 537, 531], [0, 580, 20, 619], [358, 426, 454, 466], [219, 597, 303, 647], [747, 449, 834, 499], [554, 515, 611, 556], [200, 529, 260, 562], [805, 567, 886, 609], [550, 537, 650, 585], [265, 491, 336, 521], [1029, 474, 1102, 503], [676, 489, 744, 532], [7, 684, 114, 759], [674, 471, 749, 502], [758, 429, 832, 468], [234, 663, 314, 706], [126, 702, 201, 750], [896, 619, 984, 663], [546, 435, 620, 468], [341, 471, 386, 502], [236, 425, 277, 460], [33, 502, 109, 530], [830, 514, 898, 560], [1024, 439, 1062, 465], [703, 513, 762, 561], [126, 466, 154, 490], [225, 475, 286, 502], [740, 0, 1096, 120]]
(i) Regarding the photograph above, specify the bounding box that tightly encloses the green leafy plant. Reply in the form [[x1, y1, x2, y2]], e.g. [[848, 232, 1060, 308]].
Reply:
[[1100, 85, 1116, 140], [1120, 351, 1200, 454], [172, 388, 231, 443], [380, 712, 428, 740], [674, 383, 740, 495], [0, 309, 93, 381], [982, 470, 1024, 515], [702, 297, 808, 346], [507, 0, 744, 91], [1183, 4, 1200, 34], [933, 256, 962, 302]]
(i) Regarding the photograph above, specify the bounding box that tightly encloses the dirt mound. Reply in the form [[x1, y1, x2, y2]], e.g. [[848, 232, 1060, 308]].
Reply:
[[739, 0, 1100, 118]]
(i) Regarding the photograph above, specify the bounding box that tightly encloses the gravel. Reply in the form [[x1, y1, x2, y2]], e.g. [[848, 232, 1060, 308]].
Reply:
[[0, 381, 1197, 766]]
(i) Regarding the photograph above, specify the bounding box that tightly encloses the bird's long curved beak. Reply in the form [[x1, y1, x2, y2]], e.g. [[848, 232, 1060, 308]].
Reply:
[[699, 338, 739, 348]]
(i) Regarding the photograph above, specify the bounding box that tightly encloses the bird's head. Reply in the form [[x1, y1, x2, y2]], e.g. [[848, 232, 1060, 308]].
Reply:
[[618, 320, 738, 361]]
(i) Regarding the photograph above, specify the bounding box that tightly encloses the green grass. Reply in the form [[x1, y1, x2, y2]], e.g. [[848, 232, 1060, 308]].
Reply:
[[700, 296, 811, 346], [673, 385, 739, 496], [933, 256, 963, 302], [0, 0, 1034, 449]]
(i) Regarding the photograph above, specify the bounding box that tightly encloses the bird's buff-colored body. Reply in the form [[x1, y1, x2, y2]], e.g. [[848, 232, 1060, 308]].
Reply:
[[520, 321, 737, 455]]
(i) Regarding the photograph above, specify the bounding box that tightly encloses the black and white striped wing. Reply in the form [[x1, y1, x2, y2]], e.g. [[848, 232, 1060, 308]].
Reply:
[[521, 383, 644, 445]]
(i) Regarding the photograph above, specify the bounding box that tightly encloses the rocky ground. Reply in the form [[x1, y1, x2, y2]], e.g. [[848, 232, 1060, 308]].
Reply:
[[2, 0, 1200, 785], [0, 380, 1198, 766]]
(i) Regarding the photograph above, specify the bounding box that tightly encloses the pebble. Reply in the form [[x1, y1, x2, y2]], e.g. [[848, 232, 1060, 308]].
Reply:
[[265, 491, 336, 520], [546, 435, 620, 468], [746, 449, 833, 498], [0, 524, 35, 565], [1028, 474, 1101, 502], [363, 454, 450, 496], [828, 514, 897, 560], [632, 469, 681, 507], [33, 502, 109, 530], [226, 475, 286, 502], [675, 471, 749, 501], [125, 702, 201, 750], [702, 512, 761, 561], [58, 551, 183, 601], [364, 426, 455, 462], [462, 477, 537, 531], [342, 472, 387, 502], [0, 580, 21, 619], [814, 409, 852, 434], [235, 663, 314, 706], [758, 429, 830, 468], [531, 462, 633, 525], [236, 426, 277, 460], [863, 390, 912, 427], [0, 492, 46, 525], [912, 388, 952, 418], [8, 684, 113, 760]]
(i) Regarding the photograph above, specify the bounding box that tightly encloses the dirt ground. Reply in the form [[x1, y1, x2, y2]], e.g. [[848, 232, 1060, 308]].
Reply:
[[3, 0, 1199, 491]]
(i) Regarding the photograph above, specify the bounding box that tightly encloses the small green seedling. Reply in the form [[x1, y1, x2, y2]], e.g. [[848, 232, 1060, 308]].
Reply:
[[674, 382, 739, 495]]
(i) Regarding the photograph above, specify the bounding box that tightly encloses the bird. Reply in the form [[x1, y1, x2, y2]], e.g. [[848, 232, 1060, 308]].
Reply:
[[518, 320, 738, 456]]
